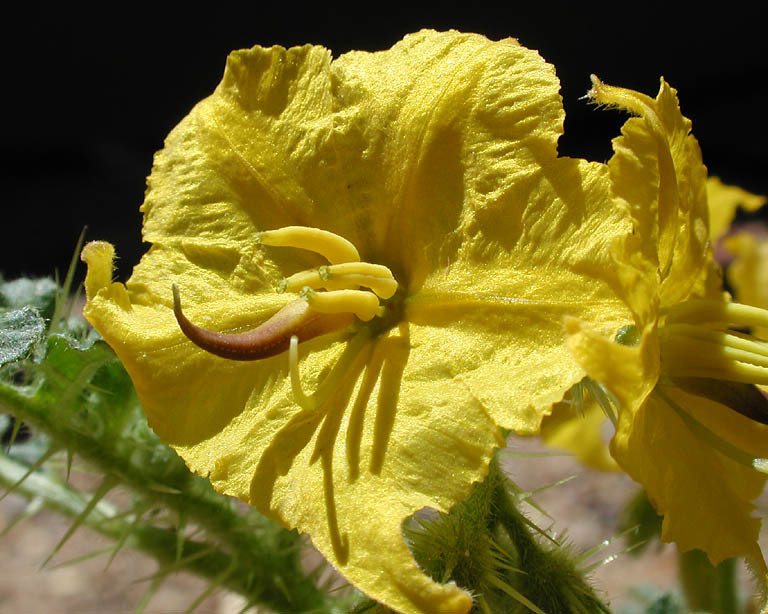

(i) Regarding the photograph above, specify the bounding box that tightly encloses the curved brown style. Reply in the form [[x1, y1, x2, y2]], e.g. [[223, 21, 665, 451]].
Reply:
[[172, 285, 355, 361]]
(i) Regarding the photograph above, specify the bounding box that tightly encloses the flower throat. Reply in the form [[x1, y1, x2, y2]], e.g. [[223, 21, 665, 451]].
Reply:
[[172, 226, 400, 362]]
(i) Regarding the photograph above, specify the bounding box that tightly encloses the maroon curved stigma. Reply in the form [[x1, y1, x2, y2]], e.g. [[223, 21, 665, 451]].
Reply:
[[172, 285, 355, 361]]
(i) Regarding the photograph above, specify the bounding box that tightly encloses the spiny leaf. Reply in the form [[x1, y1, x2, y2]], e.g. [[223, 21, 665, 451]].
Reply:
[[0, 307, 46, 366]]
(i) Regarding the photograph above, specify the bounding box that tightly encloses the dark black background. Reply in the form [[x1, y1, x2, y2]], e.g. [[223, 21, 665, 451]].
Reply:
[[3, 6, 766, 282]]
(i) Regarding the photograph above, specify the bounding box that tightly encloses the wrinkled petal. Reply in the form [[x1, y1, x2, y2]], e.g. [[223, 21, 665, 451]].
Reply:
[[725, 233, 768, 338], [565, 318, 658, 418], [567, 317, 768, 574], [707, 177, 767, 240], [84, 242, 499, 613], [614, 388, 768, 573], [406, 158, 632, 433], [591, 77, 717, 305]]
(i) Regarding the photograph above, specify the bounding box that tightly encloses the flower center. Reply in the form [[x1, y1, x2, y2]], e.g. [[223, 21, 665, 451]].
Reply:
[[172, 226, 399, 361]]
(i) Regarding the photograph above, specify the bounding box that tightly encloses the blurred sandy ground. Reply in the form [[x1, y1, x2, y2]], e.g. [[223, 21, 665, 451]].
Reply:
[[0, 434, 764, 613]]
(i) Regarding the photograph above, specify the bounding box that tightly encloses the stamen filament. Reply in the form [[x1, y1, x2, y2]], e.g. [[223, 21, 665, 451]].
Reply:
[[257, 226, 360, 264], [289, 328, 372, 412], [300, 287, 380, 322]]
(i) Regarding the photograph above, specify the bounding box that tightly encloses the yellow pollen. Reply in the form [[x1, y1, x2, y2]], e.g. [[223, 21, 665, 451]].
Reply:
[[257, 226, 360, 264]]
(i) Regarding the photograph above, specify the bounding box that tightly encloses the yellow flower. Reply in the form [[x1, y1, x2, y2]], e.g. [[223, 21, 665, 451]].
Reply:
[[81, 31, 631, 613], [566, 76, 768, 582], [542, 177, 768, 472]]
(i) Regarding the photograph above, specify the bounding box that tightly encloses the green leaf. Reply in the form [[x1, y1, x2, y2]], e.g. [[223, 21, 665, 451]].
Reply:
[[0, 307, 46, 366]]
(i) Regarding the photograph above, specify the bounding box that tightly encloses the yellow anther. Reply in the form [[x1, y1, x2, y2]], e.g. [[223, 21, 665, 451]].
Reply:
[[300, 287, 380, 322], [257, 226, 360, 264], [284, 262, 398, 299], [325, 275, 398, 299], [325, 262, 395, 279], [664, 299, 768, 330]]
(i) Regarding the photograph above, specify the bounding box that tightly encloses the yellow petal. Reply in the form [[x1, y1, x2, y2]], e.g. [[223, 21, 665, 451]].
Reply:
[[540, 400, 618, 471], [707, 176, 766, 240], [613, 388, 768, 572], [85, 242, 497, 613], [198, 327, 502, 614], [725, 233, 768, 338], [567, 317, 768, 572], [592, 77, 717, 306], [82, 29, 640, 611], [332, 30, 567, 287], [565, 317, 658, 415], [406, 158, 632, 433]]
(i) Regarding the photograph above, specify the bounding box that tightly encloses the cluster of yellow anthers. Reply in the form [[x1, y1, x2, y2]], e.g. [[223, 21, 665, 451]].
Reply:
[[661, 300, 768, 389], [172, 226, 398, 406]]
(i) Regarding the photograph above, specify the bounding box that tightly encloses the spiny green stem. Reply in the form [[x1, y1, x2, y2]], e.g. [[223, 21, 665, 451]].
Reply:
[[0, 337, 351, 613], [0, 451, 338, 612]]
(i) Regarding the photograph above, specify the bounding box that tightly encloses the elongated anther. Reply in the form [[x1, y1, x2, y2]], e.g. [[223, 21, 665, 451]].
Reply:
[[257, 226, 360, 264], [300, 287, 380, 322], [324, 262, 395, 279], [665, 299, 768, 330], [172, 285, 354, 361], [284, 268, 398, 299], [323, 275, 398, 299]]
